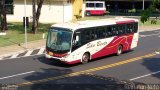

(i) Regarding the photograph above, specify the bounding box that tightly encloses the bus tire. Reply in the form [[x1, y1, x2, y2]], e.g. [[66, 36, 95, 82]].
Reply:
[[117, 45, 123, 56], [86, 11, 91, 16], [82, 53, 90, 64]]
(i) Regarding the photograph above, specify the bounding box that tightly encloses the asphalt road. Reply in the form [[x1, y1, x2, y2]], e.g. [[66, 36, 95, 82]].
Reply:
[[0, 30, 160, 90]]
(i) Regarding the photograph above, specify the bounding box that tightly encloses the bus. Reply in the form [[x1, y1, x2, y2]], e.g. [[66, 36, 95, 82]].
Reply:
[[45, 18, 139, 64], [85, 1, 106, 16]]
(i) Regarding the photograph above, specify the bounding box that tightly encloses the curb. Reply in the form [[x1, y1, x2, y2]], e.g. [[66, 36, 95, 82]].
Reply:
[[139, 28, 160, 32]]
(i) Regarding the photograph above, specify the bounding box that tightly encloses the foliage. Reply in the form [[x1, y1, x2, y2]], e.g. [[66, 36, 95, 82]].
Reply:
[[140, 7, 153, 23], [140, 0, 160, 24], [153, 0, 160, 10]]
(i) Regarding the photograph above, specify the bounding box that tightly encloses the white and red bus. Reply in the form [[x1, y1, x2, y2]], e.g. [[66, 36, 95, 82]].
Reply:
[[85, 1, 106, 16], [45, 18, 139, 64]]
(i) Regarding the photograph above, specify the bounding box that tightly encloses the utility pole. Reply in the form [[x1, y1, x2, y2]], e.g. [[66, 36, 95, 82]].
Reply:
[[143, 0, 145, 10], [24, 0, 27, 49]]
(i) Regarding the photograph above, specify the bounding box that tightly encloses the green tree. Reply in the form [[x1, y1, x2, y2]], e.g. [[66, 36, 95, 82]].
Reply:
[[140, 0, 160, 23]]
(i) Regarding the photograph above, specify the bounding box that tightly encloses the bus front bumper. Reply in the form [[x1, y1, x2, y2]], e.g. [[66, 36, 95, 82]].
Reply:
[[45, 53, 66, 62], [45, 53, 81, 64]]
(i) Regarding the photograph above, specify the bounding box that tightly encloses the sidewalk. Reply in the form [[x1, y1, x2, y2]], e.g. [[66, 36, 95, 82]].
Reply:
[[0, 25, 160, 57], [0, 39, 46, 57]]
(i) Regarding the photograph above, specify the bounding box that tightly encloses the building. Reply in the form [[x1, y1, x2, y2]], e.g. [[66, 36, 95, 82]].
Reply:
[[106, 0, 152, 13], [7, 0, 86, 23], [7, 0, 154, 23], [86, 0, 153, 15]]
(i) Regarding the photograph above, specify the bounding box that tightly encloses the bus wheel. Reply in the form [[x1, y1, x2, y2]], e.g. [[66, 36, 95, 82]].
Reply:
[[82, 53, 90, 64], [86, 12, 91, 16], [117, 45, 123, 56]]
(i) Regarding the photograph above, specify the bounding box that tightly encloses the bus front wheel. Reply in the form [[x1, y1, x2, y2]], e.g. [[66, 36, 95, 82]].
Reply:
[[86, 12, 91, 16], [82, 53, 90, 64], [117, 45, 123, 56]]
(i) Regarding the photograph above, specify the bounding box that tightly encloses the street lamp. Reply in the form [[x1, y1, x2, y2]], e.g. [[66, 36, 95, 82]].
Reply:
[[24, 0, 27, 49]]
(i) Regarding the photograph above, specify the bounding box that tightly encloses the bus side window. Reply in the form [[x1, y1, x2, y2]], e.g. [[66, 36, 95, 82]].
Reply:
[[111, 26, 117, 36], [81, 30, 86, 44], [88, 3, 95, 8], [86, 3, 89, 7], [96, 26, 106, 39], [126, 24, 132, 33], [96, 3, 103, 8], [91, 28, 97, 40], [134, 22, 138, 33], [107, 26, 113, 37], [103, 27, 108, 37], [118, 25, 125, 35], [85, 30, 91, 42]]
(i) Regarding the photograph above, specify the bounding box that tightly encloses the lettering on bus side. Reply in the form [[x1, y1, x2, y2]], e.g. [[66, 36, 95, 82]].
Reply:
[[86, 41, 107, 49], [97, 41, 107, 46], [86, 43, 95, 49]]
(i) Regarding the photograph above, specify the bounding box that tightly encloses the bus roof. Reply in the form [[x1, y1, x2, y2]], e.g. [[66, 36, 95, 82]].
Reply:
[[51, 17, 139, 31]]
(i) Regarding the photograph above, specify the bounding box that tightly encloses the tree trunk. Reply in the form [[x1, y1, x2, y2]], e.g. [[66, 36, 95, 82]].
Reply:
[[32, 0, 37, 34], [36, 0, 44, 26], [0, 0, 8, 32], [32, 0, 44, 34]]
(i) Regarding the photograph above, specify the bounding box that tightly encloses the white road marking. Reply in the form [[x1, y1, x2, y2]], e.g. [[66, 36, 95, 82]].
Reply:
[[139, 35, 146, 38], [0, 71, 35, 80], [140, 31, 160, 38], [37, 48, 45, 55], [130, 70, 160, 81], [0, 54, 44, 61], [24, 50, 33, 56], [11, 54, 19, 58]]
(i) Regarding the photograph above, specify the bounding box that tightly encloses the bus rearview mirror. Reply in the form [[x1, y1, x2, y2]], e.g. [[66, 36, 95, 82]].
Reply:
[[76, 36, 79, 42]]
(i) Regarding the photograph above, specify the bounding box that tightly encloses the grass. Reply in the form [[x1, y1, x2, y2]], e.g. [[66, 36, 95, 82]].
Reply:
[[139, 19, 160, 26], [0, 23, 51, 47]]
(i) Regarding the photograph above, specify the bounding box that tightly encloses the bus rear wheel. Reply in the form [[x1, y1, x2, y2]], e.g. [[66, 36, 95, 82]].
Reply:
[[117, 45, 123, 56], [82, 53, 90, 64]]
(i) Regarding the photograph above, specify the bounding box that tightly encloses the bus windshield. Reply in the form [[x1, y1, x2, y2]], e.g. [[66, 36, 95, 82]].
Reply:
[[47, 28, 72, 53]]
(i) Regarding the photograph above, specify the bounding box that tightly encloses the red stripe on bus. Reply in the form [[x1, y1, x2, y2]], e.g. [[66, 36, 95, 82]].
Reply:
[[116, 20, 135, 24], [92, 33, 134, 59], [86, 10, 106, 15]]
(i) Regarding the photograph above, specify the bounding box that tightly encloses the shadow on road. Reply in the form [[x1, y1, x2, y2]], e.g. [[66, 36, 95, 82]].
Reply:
[[35, 56, 81, 68], [142, 57, 160, 81], [19, 67, 145, 90]]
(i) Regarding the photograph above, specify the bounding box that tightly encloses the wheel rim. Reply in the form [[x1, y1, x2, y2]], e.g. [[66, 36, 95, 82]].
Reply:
[[82, 54, 89, 63], [86, 12, 90, 16], [117, 46, 122, 55]]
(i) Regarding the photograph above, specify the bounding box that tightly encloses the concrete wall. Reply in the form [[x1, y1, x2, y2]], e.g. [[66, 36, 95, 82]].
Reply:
[[7, 0, 73, 23]]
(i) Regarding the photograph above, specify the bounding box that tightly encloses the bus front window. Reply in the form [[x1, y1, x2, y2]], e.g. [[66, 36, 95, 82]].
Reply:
[[47, 28, 72, 53]]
